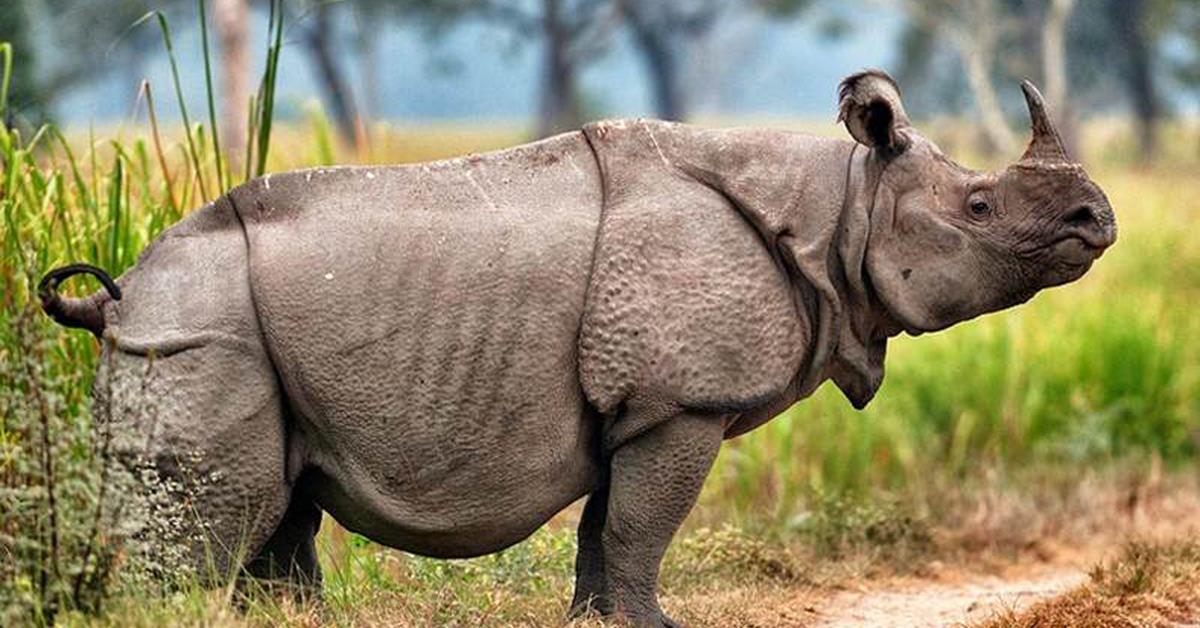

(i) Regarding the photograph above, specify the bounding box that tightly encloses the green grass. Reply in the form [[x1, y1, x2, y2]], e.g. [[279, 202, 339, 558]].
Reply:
[[3, 13, 1200, 625]]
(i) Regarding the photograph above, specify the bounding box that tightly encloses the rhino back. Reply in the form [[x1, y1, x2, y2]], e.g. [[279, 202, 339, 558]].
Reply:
[[227, 132, 604, 555]]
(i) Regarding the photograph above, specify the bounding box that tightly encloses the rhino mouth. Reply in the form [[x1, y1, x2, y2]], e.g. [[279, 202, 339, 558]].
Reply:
[[1051, 235, 1106, 265], [1037, 236, 1105, 287], [1021, 232, 1110, 266]]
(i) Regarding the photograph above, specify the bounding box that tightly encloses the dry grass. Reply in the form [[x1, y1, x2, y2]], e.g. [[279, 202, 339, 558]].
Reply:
[[44, 467, 1197, 627], [975, 540, 1200, 628]]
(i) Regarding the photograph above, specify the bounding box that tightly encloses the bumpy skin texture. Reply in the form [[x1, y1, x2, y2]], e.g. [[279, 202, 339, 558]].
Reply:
[[50, 71, 1116, 627], [95, 200, 290, 578]]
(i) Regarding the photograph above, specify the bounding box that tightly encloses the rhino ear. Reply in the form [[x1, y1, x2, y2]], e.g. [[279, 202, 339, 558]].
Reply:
[[837, 69, 911, 153]]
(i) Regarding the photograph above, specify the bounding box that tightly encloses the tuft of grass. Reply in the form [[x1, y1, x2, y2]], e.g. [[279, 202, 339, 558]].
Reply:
[[791, 491, 933, 565], [1, 42, 12, 119], [196, 0, 225, 192], [151, 10, 209, 203], [977, 540, 1200, 628], [667, 524, 806, 588]]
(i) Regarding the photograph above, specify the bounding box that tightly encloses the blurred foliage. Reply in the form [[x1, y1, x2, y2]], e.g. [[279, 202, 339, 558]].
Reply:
[[5, 0, 1200, 155], [0, 1, 43, 122], [1174, 0, 1200, 97], [4, 0, 185, 125]]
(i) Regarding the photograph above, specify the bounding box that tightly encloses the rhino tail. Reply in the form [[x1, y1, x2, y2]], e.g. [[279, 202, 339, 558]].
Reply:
[[38, 263, 122, 338]]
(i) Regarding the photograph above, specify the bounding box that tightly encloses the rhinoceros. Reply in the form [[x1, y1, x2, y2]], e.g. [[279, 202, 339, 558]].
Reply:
[[41, 71, 1114, 626]]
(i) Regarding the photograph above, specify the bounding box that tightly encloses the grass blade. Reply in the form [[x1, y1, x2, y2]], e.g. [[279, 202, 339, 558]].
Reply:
[[198, 0, 226, 192], [254, 0, 284, 177], [244, 93, 258, 181], [0, 42, 12, 119], [141, 81, 179, 213], [153, 11, 210, 202]]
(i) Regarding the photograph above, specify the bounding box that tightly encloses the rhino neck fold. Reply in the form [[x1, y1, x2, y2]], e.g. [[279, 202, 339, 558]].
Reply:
[[824, 147, 901, 408], [665, 124, 894, 409]]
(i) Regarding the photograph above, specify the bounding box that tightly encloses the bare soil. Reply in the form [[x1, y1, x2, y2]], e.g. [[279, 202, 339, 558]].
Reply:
[[809, 568, 1086, 627]]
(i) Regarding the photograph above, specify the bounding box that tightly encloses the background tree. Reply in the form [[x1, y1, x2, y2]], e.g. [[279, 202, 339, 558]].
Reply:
[[0, 0, 45, 124], [213, 0, 251, 165], [350, 0, 392, 121], [894, 0, 1021, 154], [619, 0, 725, 121], [529, 0, 622, 135], [1040, 0, 1078, 153], [294, 0, 362, 147], [20, 0, 177, 120], [891, 0, 1179, 160], [398, 0, 621, 137], [617, 0, 818, 121], [1105, 0, 1163, 160], [36, 0, 260, 158], [1173, 0, 1200, 130]]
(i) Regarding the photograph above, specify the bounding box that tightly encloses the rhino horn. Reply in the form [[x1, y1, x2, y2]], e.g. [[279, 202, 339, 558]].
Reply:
[[1019, 80, 1070, 164]]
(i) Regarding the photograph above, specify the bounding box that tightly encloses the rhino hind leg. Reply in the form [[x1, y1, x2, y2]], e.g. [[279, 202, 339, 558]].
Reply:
[[601, 408, 725, 627], [569, 485, 611, 617], [244, 480, 323, 596], [101, 338, 292, 585], [96, 199, 297, 585]]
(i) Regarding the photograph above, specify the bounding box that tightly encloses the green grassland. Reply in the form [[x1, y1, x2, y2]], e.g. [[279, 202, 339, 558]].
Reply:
[[3, 34, 1200, 625]]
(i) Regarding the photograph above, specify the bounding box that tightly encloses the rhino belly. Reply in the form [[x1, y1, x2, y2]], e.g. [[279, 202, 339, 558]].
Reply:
[[232, 134, 604, 556]]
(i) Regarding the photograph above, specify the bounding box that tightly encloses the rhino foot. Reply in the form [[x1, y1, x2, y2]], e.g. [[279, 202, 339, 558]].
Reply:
[[570, 486, 611, 617]]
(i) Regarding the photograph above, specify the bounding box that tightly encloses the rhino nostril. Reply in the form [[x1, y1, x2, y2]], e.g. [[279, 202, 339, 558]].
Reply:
[[1063, 205, 1096, 227]]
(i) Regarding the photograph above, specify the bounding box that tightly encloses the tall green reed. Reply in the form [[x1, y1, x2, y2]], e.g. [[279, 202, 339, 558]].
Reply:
[[1, 2, 285, 620]]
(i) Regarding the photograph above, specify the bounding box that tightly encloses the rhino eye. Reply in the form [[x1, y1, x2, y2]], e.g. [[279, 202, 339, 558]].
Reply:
[[969, 200, 991, 217]]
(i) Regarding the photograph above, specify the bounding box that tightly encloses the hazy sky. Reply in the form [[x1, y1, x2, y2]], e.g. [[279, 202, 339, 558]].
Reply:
[[56, 4, 904, 125]]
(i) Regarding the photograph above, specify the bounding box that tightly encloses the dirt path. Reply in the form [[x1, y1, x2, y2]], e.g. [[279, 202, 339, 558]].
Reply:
[[809, 568, 1086, 627]]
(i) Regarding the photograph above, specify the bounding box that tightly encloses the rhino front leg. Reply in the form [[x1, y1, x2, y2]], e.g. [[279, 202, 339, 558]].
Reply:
[[603, 409, 725, 627], [570, 484, 611, 616]]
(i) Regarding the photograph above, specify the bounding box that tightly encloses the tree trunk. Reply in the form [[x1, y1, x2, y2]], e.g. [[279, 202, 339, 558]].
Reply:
[[354, 12, 382, 122], [302, 2, 359, 147], [624, 6, 685, 121], [537, 0, 581, 137], [959, 40, 1017, 154], [212, 0, 250, 166], [917, 0, 1016, 155], [1107, 0, 1160, 161], [1041, 0, 1078, 157]]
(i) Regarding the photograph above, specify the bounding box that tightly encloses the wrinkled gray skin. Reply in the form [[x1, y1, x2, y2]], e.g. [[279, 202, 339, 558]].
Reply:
[[42, 71, 1115, 627]]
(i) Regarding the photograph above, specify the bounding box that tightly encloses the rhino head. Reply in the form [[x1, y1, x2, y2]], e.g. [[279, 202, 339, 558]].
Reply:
[[838, 70, 1117, 334]]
